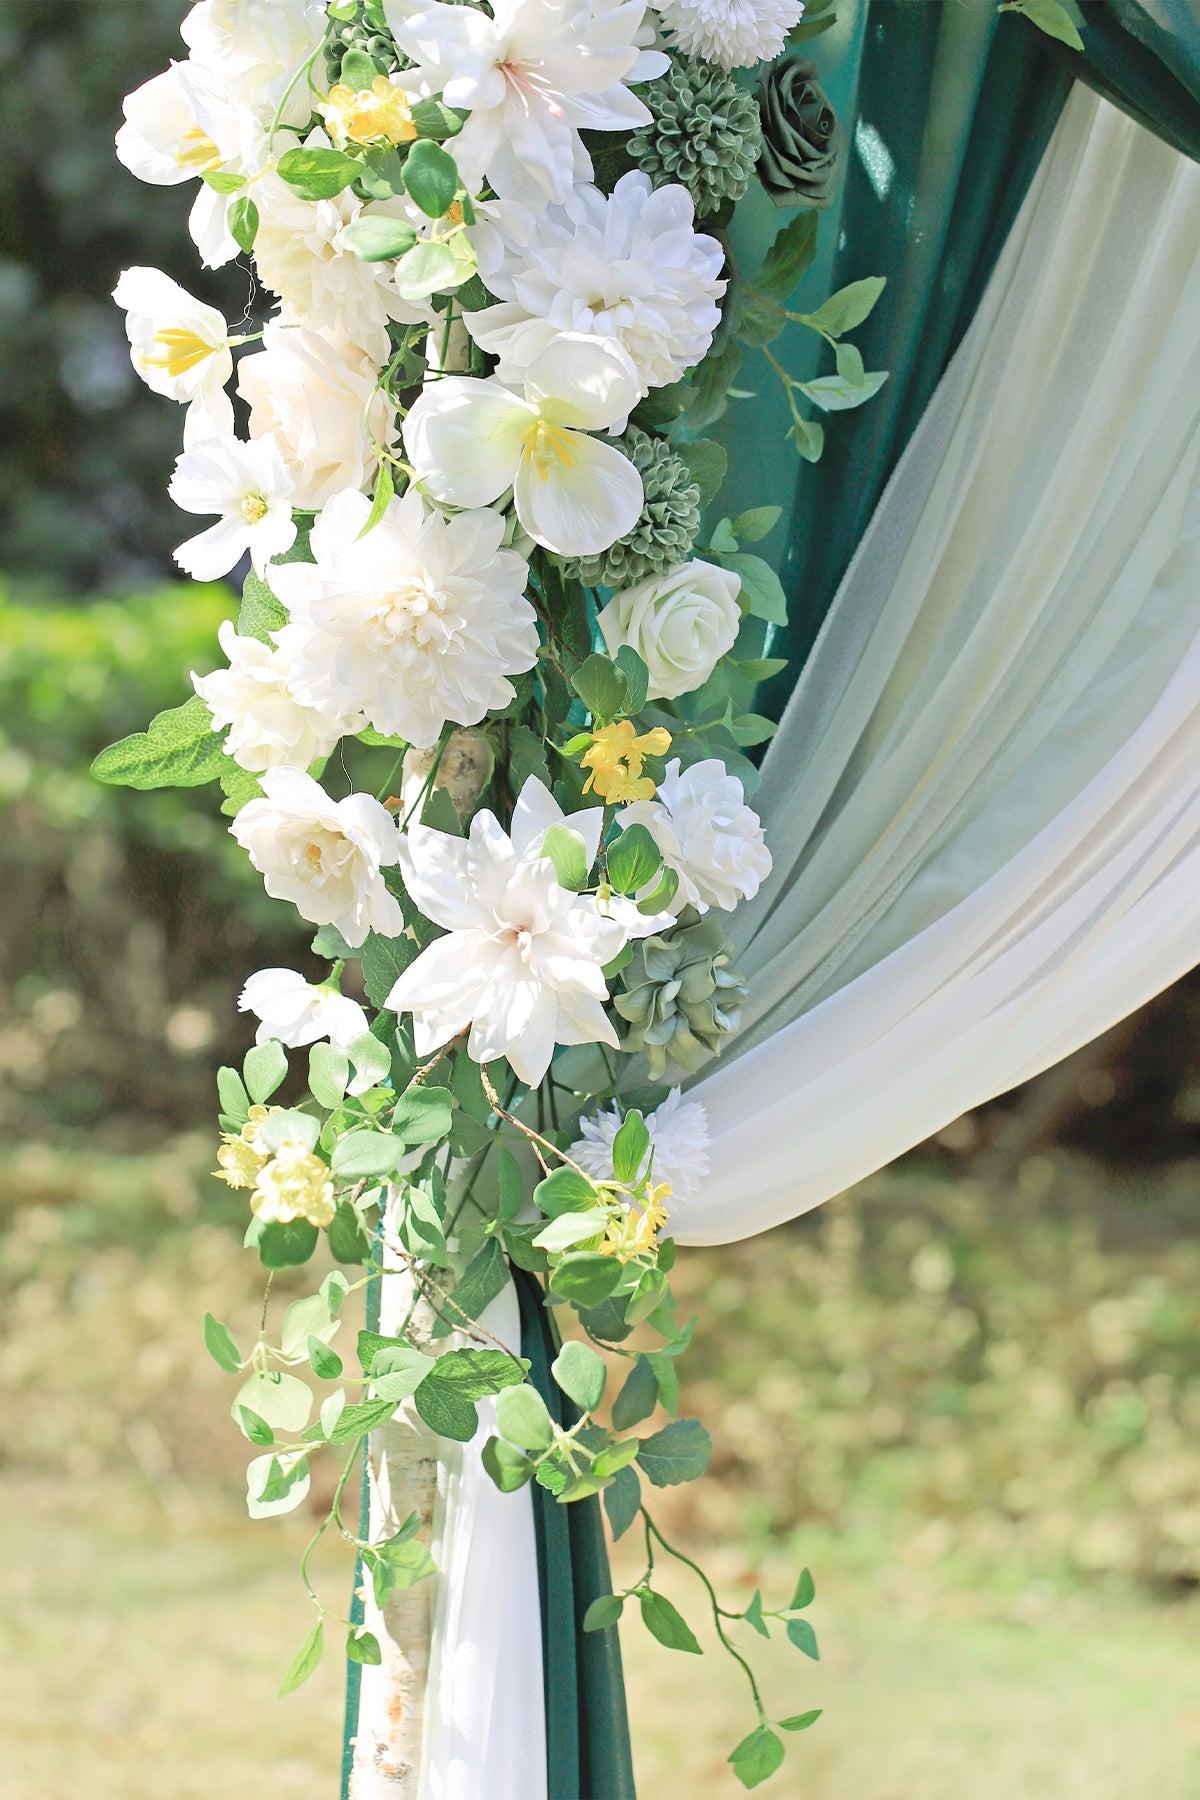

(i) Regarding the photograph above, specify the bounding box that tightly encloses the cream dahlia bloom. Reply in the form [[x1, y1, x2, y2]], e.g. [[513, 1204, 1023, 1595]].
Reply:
[[385, 0, 667, 206], [618, 757, 771, 912], [271, 486, 538, 748], [181, 0, 328, 127], [192, 619, 357, 773], [112, 266, 233, 404], [236, 322, 395, 513], [597, 559, 741, 700], [231, 768, 403, 946], [386, 777, 635, 1084], [169, 429, 296, 579], [571, 1088, 710, 1204], [465, 174, 724, 395], [651, 0, 805, 69], [402, 335, 644, 557]]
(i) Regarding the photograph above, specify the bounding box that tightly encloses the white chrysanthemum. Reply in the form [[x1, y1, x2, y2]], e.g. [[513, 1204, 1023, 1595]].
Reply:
[[271, 486, 538, 749], [193, 619, 359, 773], [571, 1088, 710, 1203], [112, 266, 232, 404], [651, 0, 805, 68], [385, 0, 668, 205], [618, 757, 771, 913], [181, 0, 328, 127], [252, 140, 429, 360], [465, 174, 724, 395], [169, 430, 297, 579], [230, 768, 404, 947]]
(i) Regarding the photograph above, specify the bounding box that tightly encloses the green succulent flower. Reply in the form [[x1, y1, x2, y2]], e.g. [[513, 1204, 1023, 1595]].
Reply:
[[323, 0, 403, 83], [615, 909, 746, 1077], [562, 427, 701, 589], [629, 59, 763, 219]]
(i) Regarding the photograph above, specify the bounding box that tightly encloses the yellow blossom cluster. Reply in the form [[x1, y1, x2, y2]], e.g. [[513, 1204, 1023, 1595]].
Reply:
[[602, 1179, 672, 1261], [214, 1106, 335, 1229], [320, 76, 417, 148], [581, 721, 671, 803]]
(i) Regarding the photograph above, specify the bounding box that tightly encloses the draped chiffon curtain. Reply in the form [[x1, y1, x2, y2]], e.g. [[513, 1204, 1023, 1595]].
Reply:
[[676, 86, 1200, 1244]]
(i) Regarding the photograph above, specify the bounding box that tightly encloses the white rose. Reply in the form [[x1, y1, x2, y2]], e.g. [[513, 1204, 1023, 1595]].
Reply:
[[239, 965, 370, 1050], [618, 757, 771, 913], [230, 767, 403, 947], [237, 322, 396, 512], [192, 620, 359, 773], [597, 559, 742, 701]]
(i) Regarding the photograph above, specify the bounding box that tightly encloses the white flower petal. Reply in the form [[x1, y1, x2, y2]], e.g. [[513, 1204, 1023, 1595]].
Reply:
[[514, 427, 643, 556]]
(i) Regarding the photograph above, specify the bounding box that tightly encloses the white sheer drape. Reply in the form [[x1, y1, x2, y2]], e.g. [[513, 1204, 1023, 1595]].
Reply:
[[677, 86, 1200, 1244]]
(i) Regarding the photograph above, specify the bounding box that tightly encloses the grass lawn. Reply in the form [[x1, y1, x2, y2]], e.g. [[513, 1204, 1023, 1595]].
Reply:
[[4, 1476, 1199, 1798]]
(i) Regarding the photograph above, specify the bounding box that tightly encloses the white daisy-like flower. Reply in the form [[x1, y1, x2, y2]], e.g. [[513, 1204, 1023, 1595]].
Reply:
[[618, 757, 771, 913], [192, 619, 360, 773], [270, 486, 538, 749], [651, 0, 805, 69], [181, 0, 329, 128], [402, 334, 644, 557], [112, 265, 233, 404], [385, 0, 668, 206], [570, 1088, 710, 1204], [465, 174, 725, 396], [169, 430, 297, 580]]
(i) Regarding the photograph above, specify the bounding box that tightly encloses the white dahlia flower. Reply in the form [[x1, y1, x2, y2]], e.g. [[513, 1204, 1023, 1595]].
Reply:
[[465, 174, 724, 395], [112, 266, 233, 405], [651, 0, 805, 69], [169, 429, 297, 580], [193, 619, 359, 773], [597, 558, 742, 701], [618, 757, 771, 913], [571, 1088, 710, 1203], [181, 0, 328, 128], [230, 768, 403, 946], [271, 486, 538, 749], [385, 0, 668, 205]]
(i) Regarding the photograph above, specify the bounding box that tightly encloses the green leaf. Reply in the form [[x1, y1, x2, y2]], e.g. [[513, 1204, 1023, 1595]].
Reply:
[[228, 195, 259, 253], [603, 1463, 641, 1540], [636, 865, 678, 914], [612, 1355, 658, 1430], [394, 239, 460, 301], [427, 1348, 527, 1400], [356, 144, 407, 200], [495, 1382, 555, 1452], [413, 1376, 478, 1442], [370, 1346, 433, 1404], [342, 214, 419, 262], [91, 695, 228, 790], [431, 1238, 509, 1339], [410, 96, 468, 139], [542, 823, 590, 892], [281, 1291, 339, 1358], [999, 0, 1084, 51], [638, 1589, 702, 1654], [722, 552, 788, 626], [730, 506, 781, 544], [637, 1419, 712, 1488], [403, 139, 459, 217], [366, 1537, 436, 1606], [308, 1397, 398, 1445], [743, 1590, 769, 1638], [550, 1253, 622, 1308], [216, 1065, 250, 1123], [358, 461, 394, 538], [361, 930, 416, 1009], [644, 1349, 679, 1417], [497, 1148, 525, 1221], [507, 723, 552, 794], [258, 1219, 320, 1270], [688, 337, 742, 431], [533, 1208, 609, 1253], [611, 1110, 650, 1185], [201, 168, 245, 193], [346, 1628, 383, 1667], [328, 1199, 371, 1265], [732, 657, 788, 682], [237, 1406, 274, 1446], [571, 653, 629, 725], [790, 1566, 815, 1610], [308, 1335, 343, 1379], [797, 275, 886, 339], [786, 1616, 820, 1660], [790, 413, 825, 463], [754, 209, 819, 298], [582, 1594, 624, 1631], [238, 570, 289, 642], [279, 1619, 324, 1696], [481, 1435, 535, 1492], [256, 1107, 318, 1155], [799, 369, 889, 413], [534, 1167, 599, 1216], [730, 713, 778, 748], [235, 1369, 312, 1433], [676, 437, 728, 507], [203, 1312, 242, 1373], [778, 1709, 822, 1732], [308, 1041, 349, 1108], [390, 1083, 454, 1146], [606, 825, 662, 897], [613, 645, 649, 716], [331, 1128, 407, 1179], [729, 1725, 785, 1789], [243, 1038, 287, 1104], [551, 1340, 607, 1413], [277, 145, 362, 199]]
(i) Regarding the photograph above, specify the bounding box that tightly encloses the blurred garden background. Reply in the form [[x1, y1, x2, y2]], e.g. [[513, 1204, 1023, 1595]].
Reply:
[[3, 4, 1200, 1795]]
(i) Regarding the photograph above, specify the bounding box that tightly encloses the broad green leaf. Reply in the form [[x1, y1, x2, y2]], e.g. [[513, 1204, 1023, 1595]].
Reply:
[[676, 437, 728, 507], [394, 239, 459, 301], [201, 168, 245, 193], [497, 1147, 525, 1221], [346, 1628, 382, 1666], [797, 275, 886, 338], [636, 1419, 712, 1488], [234, 1369, 312, 1433], [730, 713, 778, 748], [277, 145, 361, 198], [754, 209, 819, 298], [786, 1616, 820, 1660], [339, 48, 377, 89], [571, 653, 629, 725], [551, 1340, 607, 1413], [688, 337, 742, 431], [391, 1083, 453, 1147], [790, 413, 825, 463], [532, 1208, 608, 1253], [331, 1128, 409, 1179], [308, 1041, 349, 1108], [550, 1252, 622, 1308], [257, 1219, 320, 1270], [606, 826, 661, 897], [644, 1349, 679, 1417], [431, 1238, 509, 1339], [542, 823, 590, 892], [722, 553, 788, 626], [366, 1537, 436, 1606], [246, 1450, 309, 1518], [278, 1619, 324, 1695], [358, 461, 394, 536], [280, 1291, 339, 1358], [412, 1376, 477, 1442], [91, 696, 228, 790], [216, 1065, 250, 1123], [638, 1589, 702, 1654], [410, 96, 467, 139], [730, 506, 781, 543], [743, 1590, 769, 1638], [603, 1463, 641, 1540], [427, 1348, 527, 1399], [481, 1435, 534, 1492], [611, 1110, 650, 1185], [228, 195, 258, 253], [203, 1312, 242, 1373], [534, 1167, 599, 1216], [790, 1566, 815, 1610], [243, 1038, 287, 1104], [238, 570, 288, 642], [308, 1335, 343, 1379], [403, 138, 459, 217], [237, 1406, 274, 1446], [999, 0, 1084, 51], [256, 1107, 319, 1154], [612, 1355, 658, 1430], [613, 645, 649, 715], [799, 370, 889, 413], [778, 1709, 822, 1732], [347, 1030, 392, 1091], [307, 1397, 398, 1445], [729, 1725, 785, 1789], [356, 144, 406, 199], [328, 1199, 371, 1264], [361, 929, 416, 1008], [582, 1594, 624, 1631], [495, 1382, 554, 1452], [732, 657, 788, 682], [320, 1389, 347, 1439], [341, 215, 418, 262]]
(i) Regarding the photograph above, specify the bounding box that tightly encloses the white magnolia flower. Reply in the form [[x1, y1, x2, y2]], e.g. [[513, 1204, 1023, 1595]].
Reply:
[[571, 1088, 710, 1203], [386, 776, 636, 1084], [465, 174, 725, 395], [385, 0, 667, 205], [236, 321, 395, 513], [112, 266, 233, 404], [651, 0, 805, 68], [169, 430, 297, 579], [252, 142, 429, 360], [402, 334, 644, 557], [192, 619, 358, 772], [181, 0, 328, 127], [597, 559, 741, 701], [231, 767, 403, 946], [272, 487, 537, 749], [618, 757, 771, 912], [239, 966, 370, 1052]]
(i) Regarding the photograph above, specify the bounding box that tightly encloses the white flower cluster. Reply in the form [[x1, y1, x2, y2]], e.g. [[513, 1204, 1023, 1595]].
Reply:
[[112, 0, 779, 1085]]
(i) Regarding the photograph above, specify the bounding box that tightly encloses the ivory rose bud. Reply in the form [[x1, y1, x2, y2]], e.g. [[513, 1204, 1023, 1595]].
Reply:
[[597, 558, 742, 701]]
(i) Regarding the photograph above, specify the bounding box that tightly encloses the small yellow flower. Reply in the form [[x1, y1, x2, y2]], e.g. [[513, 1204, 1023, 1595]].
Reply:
[[581, 721, 671, 803], [602, 1179, 671, 1262], [320, 76, 417, 147], [213, 1104, 272, 1190], [251, 1142, 336, 1229]]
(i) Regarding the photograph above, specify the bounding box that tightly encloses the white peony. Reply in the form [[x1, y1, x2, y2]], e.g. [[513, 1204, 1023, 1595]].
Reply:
[[236, 321, 396, 513], [386, 777, 637, 1085], [192, 619, 358, 773], [651, 0, 805, 69], [402, 334, 644, 557], [112, 266, 233, 404], [271, 487, 537, 749], [230, 767, 403, 946], [169, 430, 297, 579], [181, 0, 328, 127], [239, 966, 370, 1051], [464, 174, 725, 396], [386, 0, 667, 206], [597, 559, 742, 701], [571, 1088, 710, 1203], [618, 757, 771, 912]]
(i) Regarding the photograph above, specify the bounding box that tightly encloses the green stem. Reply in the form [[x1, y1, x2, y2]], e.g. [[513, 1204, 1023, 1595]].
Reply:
[[641, 1510, 768, 1724]]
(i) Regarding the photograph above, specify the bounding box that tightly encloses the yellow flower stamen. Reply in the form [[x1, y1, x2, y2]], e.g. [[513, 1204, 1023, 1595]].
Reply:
[[522, 418, 577, 480], [602, 1179, 672, 1262], [240, 492, 269, 524], [142, 326, 221, 378], [213, 1104, 272, 1190], [580, 720, 672, 803], [176, 125, 221, 173]]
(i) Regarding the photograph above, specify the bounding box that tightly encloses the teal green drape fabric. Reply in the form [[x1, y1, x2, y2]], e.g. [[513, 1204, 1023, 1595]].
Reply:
[[1055, 1, 1200, 162], [515, 1267, 638, 1800]]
